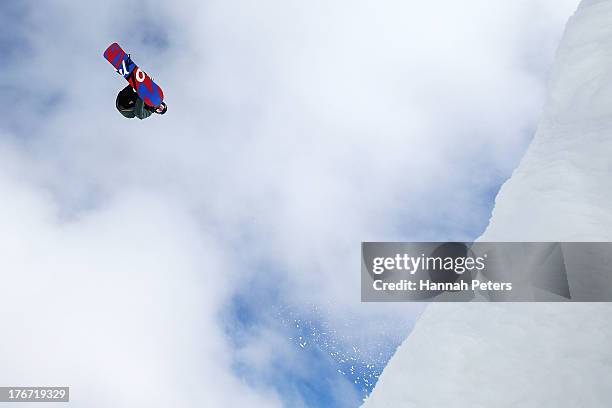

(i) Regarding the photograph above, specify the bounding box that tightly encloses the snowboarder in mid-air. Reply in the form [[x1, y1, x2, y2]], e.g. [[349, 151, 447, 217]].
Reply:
[[116, 85, 167, 119], [103, 42, 167, 120]]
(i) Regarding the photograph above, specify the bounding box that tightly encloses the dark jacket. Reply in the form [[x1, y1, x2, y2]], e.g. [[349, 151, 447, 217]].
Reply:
[[116, 85, 154, 120]]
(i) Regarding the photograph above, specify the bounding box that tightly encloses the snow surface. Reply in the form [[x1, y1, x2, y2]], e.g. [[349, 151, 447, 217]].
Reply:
[[363, 1, 612, 406]]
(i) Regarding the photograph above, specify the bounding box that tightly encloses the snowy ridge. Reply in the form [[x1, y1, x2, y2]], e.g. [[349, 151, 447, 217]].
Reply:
[[363, 1, 612, 407]]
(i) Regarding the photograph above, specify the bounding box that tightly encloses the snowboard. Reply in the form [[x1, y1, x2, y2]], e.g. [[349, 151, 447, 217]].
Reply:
[[103, 42, 164, 108]]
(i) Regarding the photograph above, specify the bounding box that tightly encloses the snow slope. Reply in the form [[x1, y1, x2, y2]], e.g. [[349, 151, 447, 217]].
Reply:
[[363, 1, 612, 406]]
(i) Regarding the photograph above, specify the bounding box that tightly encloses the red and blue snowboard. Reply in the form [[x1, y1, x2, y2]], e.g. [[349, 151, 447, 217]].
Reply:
[[103, 42, 164, 108]]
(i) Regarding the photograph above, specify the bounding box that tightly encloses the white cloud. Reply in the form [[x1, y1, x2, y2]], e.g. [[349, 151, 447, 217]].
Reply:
[[0, 142, 283, 406]]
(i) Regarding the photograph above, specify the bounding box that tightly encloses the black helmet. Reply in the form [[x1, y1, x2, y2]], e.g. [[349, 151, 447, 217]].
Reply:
[[116, 86, 137, 112]]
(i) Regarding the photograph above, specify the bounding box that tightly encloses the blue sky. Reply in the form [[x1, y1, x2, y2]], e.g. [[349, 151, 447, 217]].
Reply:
[[225, 270, 416, 406], [0, 1, 579, 407]]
